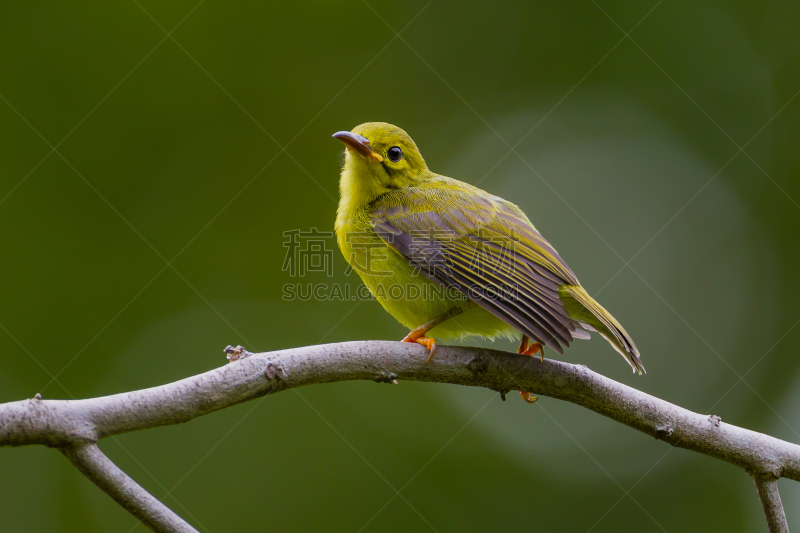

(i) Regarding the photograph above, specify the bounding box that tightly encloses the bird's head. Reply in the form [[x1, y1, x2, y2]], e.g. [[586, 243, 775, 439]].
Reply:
[[333, 122, 430, 198]]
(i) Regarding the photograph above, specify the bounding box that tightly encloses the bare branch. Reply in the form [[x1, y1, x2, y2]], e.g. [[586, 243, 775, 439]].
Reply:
[[752, 475, 789, 533], [1, 341, 797, 531], [61, 444, 198, 533]]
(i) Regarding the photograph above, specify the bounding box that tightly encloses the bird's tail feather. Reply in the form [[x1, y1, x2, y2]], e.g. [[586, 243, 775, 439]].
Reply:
[[560, 285, 644, 374]]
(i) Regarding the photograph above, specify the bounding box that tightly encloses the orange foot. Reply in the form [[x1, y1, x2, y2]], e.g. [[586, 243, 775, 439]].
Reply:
[[519, 391, 539, 404], [402, 332, 437, 363], [516, 336, 543, 403], [522, 342, 544, 362]]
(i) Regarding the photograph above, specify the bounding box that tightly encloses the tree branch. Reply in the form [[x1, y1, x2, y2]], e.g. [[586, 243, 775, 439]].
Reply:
[[61, 444, 198, 533], [752, 475, 790, 533], [0, 341, 795, 531]]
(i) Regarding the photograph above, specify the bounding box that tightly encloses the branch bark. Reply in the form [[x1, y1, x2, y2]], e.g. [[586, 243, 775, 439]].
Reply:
[[0, 341, 795, 531], [61, 444, 198, 533], [752, 475, 790, 533]]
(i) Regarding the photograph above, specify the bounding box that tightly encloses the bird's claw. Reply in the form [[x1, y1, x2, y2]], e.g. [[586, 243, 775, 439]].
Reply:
[[417, 337, 437, 363], [519, 391, 539, 404], [517, 337, 543, 402], [402, 334, 437, 363], [522, 342, 543, 361]]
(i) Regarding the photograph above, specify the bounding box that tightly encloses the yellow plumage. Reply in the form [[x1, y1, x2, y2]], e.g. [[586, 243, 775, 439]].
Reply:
[[333, 122, 644, 375]]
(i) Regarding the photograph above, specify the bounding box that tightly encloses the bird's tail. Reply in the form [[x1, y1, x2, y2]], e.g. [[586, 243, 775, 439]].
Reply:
[[560, 285, 644, 374]]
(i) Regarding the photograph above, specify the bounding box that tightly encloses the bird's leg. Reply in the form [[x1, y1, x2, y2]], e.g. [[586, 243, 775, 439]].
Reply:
[[402, 307, 464, 363], [516, 335, 543, 404], [517, 335, 529, 354]]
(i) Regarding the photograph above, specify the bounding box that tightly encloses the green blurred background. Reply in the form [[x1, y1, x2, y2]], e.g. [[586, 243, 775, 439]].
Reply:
[[2, 1, 799, 531]]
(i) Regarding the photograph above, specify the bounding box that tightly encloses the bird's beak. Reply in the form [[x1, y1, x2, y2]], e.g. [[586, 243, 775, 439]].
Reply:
[[332, 131, 384, 162]]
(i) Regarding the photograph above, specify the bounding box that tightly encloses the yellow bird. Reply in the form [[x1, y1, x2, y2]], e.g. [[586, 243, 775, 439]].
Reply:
[[333, 122, 643, 402]]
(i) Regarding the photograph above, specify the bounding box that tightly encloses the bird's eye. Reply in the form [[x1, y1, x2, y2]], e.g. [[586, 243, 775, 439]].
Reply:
[[387, 146, 403, 162]]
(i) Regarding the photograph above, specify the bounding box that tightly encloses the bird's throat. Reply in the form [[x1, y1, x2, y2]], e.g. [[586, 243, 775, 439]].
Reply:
[[337, 155, 384, 215]]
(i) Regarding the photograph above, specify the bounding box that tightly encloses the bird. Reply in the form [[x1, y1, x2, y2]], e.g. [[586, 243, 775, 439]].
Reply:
[[333, 122, 643, 402]]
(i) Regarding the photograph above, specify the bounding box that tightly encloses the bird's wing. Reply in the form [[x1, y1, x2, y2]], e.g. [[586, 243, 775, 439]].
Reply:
[[370, 176, 582, 353]]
